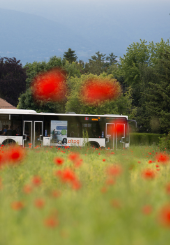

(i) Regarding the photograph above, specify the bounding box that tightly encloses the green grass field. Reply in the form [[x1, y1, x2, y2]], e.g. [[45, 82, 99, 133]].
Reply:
[[1, 145, 170, 245]]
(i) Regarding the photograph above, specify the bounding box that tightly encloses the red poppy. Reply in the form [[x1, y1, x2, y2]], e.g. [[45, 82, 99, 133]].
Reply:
[[74, 159, 83, 168], [32, 68, 67, 102], [56, 168, 77, 185], [11, 201, 24, 210], [68, 153, 79, 162], [32, 176, 42, 186], [103, 159, 106, 162], [142, 169, 155, 179], [158, 204, 170, 227], [115, 123, 124, 136], [23, 185, 32, 194], [44, 217, 58, 228], [100, 186, 107, 193], [142, 205, 152, 215], [107, 120, 125, 137], [54, 157, 64, 165], [148, 160, 153, 164], [34, 198, 45, 208], [8, 146, 25, 164], [156, 153, 169, 164], [72, 180, 81, 190], [80, 78, 120, 105], [106, 165, 122, 177], [55, 170, 62, 177], [105, 178, 115, 185], [111, 199, 121, 208], [51, 190, 61, 198], [61, 169, 76, 182]]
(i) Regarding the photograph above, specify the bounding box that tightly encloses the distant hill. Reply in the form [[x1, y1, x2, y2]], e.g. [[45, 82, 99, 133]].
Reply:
[[0, 8, 100, 65], [0, 6, 169, 65]]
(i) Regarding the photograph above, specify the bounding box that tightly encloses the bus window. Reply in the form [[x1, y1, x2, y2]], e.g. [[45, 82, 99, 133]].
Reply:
[[82, 123, 102, 138], [69, 123, 80, 137], [44, 120, 50, 137], [0, 115, 22, 136]]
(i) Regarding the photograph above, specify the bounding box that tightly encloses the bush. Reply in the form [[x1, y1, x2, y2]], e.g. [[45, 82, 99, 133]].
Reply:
[[130, 133, 162, 145], [158, 132, 170, 151]]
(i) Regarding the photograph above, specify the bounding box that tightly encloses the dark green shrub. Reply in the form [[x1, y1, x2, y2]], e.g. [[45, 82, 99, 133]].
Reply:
[[158, 133, 170, 151], [130, 133, 162, 145]]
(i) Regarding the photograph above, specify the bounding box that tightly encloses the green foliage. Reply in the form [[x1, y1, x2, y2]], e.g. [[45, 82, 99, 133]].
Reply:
[[145, 51, 170, 133], [16, 39, 170, 131], [82, 129, 90, 147], [148, 39, 170, 66], [117, 39, 170, 132], [120, 39, 150, 87], [64, 60, 81, 77], [158, 133, 170, 151], [85, 52, 107, 75], [130, 133, 162, 145], [24, 56, 64, 88], [83, 52, 118, 75], [20, 56, 84, 112], [17, 88, 65, 113], [1, 145, 170, 245], [66, 73, 136, 118], [63, 48, 77, 63]]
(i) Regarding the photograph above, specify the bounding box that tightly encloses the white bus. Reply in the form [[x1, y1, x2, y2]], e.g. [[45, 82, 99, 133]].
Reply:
[[0, 109, 130, 149]]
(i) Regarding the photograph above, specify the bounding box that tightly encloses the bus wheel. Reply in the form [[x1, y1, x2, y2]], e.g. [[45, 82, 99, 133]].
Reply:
[[62, 138, 67, 144], [89, 141, 99, 148], [2, 139, 16, 146]]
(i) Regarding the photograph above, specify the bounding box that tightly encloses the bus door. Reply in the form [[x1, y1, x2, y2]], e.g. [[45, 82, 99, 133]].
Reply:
[[116, 123, 125, 149], [34, 121, 43, 147], [23, 121, 32, 147], [23, 121, 43, 148], [106, 123, 115, 149]]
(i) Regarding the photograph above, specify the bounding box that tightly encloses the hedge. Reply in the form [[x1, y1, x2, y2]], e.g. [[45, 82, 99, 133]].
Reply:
[[130, 133, 163, 145]]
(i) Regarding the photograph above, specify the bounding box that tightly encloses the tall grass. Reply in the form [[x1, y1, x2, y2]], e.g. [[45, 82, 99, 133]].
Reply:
[[0, 145, 170, 245]]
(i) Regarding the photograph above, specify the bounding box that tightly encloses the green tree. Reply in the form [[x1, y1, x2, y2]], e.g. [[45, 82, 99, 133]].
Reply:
[[119, 40, 150, 107], [17, 88, 65, 113], [19, 56, 84, 112], [85, 52, 106, 75], [66, 73, 136, 118], [63, 48, 77, 63], [24, 56, 64, 88], [106, 53, 117, 65], [145, 51, 170, 133], [117, 39, 170, 132], [64, 60, 81, 78]]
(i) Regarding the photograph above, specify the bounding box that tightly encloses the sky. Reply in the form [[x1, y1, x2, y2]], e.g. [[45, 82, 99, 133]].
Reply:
[[1, 0, 170, 18], [1, 0, 170, 32], [0, 0, 170, 64]]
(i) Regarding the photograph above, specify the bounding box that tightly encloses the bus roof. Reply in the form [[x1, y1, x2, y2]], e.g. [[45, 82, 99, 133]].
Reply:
[[0, 109, 128, 119]]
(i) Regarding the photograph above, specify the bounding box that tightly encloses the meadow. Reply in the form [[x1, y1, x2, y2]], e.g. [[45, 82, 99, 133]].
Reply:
[[0, 145, 170, 245]]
